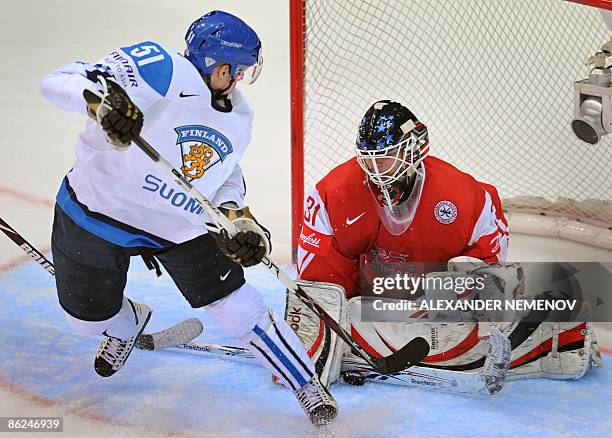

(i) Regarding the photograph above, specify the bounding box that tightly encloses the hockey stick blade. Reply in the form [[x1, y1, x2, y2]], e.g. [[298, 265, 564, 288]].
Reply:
[[371, 336, 430, 375], [136, 318, 204, 351]]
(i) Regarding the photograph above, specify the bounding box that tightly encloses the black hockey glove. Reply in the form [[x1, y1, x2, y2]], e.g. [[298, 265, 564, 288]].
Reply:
[[213, 204, 272, 268], [85, 79, 143, 150], [216, 228, 267, 267]]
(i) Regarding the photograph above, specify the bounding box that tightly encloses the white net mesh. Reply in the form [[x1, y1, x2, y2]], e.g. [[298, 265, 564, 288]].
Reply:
[[300, 0, 612, 240]]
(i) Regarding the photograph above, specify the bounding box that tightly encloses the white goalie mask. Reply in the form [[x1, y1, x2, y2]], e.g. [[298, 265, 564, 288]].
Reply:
[[354, 100, 430, 235]]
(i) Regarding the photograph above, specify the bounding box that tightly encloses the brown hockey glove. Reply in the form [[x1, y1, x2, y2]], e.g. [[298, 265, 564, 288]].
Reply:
[[213, 205, 271, 267], [216, 228, 267, 267], [84, 79, 143, 150]]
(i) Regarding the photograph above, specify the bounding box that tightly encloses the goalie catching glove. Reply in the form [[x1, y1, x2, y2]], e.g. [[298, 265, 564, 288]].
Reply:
[[214, 203, 272, 267], [84, 77, 144, 150]]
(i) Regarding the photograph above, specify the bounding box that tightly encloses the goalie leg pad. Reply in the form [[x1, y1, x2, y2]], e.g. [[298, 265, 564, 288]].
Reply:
[[590, 329, 603, 369], [506, 321, 594, 380], [285, 280, 348, 386], [347, 296, 488, 367]]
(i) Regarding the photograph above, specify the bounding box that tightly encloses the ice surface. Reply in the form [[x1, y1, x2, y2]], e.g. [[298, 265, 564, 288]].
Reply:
[[0, 259, 610, 437], [1, 1, 611, 436]]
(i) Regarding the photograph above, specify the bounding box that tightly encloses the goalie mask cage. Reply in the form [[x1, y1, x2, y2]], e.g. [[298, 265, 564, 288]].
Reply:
[[290, 0, 612, 257]]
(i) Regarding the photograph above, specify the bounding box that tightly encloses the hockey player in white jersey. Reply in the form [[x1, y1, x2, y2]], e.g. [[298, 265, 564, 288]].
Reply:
[[39, 10, 337, 426]]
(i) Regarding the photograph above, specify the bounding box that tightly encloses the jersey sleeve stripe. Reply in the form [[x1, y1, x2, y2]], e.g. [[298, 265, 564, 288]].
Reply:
[[468, 189, 498, 246]]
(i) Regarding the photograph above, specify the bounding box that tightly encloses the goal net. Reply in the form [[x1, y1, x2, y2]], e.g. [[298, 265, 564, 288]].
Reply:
[[290, 0, 612, 253]]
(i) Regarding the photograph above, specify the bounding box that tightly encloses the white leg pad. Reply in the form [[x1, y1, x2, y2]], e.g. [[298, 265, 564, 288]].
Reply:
[[64, 297, 137, 339], [285, 280, 348, 386]]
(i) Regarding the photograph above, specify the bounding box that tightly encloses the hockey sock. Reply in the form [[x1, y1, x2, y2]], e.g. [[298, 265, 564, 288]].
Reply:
[[245, 310, 316, 390], [64, 297, 138, 340], [205, 283, 315, 390]]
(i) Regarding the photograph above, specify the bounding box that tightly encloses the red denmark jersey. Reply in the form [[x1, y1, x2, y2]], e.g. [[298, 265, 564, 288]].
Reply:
[[297, 156, 508, 298]]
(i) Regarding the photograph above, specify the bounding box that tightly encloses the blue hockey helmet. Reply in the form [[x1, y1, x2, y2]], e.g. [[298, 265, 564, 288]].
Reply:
[[185, 11, 263, 84]]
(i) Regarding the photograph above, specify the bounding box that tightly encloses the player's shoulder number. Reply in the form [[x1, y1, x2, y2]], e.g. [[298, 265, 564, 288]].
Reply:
[[304, 195, 321, 227], [129, 44, 166, 67], [121, 41, 173, 97]]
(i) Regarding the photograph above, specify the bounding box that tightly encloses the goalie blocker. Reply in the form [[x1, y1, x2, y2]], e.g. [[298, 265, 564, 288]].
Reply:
[[283, 275, 602, 387]]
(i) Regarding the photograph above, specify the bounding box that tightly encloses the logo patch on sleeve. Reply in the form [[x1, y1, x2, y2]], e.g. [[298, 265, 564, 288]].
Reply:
[[434, 200, 458, 224], [299, 223, 333, 255], [175, 125, 234, 180]]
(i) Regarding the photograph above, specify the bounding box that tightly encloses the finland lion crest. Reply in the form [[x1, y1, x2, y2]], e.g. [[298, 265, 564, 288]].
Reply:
[[175, 125, 233, 180]]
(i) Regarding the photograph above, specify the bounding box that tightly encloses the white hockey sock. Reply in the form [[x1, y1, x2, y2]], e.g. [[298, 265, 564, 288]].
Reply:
[[205, 283, 315, 390], [245, 310, 316, 391], [64, 297, 138, 340]]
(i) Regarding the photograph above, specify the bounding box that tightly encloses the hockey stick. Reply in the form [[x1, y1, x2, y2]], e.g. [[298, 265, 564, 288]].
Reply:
[[141, 327, 511, 395], [0, 216, 55, 275], [135, 318, 203, 350], [341, 327, 511, 395], [83, 85, 430, 375], [0, 216, 204, 346]]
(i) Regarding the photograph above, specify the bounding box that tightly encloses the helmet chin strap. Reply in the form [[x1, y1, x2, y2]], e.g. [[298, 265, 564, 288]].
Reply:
[[202, 74, 236, 97], [203, 75, 236, 111], [216, 78, 237, 98]]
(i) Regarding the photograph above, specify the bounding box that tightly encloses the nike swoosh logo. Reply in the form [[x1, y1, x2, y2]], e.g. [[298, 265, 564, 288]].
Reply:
[[346, 212, 366, 225], [220, 269, 231, 281], [179, 91, 199, 98], [127, 299, 140, 325], [102, 330, 121, 341]]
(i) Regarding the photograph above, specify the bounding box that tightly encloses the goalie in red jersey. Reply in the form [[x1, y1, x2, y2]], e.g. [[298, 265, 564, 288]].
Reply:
[[282, 100, 602, 388]]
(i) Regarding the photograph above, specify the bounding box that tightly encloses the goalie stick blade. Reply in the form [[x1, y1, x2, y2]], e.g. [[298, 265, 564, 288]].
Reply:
[[136, 318, 204, 351], [372, 336, 430, 374]]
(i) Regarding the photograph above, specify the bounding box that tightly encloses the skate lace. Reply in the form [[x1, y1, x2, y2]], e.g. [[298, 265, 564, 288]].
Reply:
[[296, 378, 329, 411], [100, 337, 129, 364]]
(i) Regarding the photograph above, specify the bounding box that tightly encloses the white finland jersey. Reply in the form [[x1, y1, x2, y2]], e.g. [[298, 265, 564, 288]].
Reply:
[[40, 41, 253, 248]]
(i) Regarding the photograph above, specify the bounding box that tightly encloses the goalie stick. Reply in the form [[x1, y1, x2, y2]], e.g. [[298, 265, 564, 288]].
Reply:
[[341, 326, 512, 395], [84, 84, 430, 375], [0, 216, 204, 347], [139, 326, 511, 395]]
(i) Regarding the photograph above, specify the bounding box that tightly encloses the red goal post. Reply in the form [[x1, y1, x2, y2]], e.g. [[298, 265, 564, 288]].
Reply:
[[290, 0, 612, 259], [567, 0, 612, 11]]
